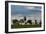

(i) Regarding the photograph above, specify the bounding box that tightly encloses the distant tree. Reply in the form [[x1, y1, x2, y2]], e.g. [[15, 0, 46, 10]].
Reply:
[[39, 20, 41, 25], [35, 20, 37, 24], [13, 19, 18, 24], [27, 20, 32, 24], [24, 16, 26, 21], [19, 19, 24, 23]]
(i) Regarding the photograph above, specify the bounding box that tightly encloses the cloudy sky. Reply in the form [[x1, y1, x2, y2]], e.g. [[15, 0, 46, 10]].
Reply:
[[11, 5, 41, 21]]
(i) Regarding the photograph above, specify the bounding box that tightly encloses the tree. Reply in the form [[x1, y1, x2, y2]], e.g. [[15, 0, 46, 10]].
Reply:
[[24, 16, 26, 21], [39, 20, 41, 25], [35, 20, 37, 24], [27, 20, 32, 24], [13, 19, 18, 24]]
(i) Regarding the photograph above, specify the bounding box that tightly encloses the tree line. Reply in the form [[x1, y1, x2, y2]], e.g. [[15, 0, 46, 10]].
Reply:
[[12, 16, 41, 25]]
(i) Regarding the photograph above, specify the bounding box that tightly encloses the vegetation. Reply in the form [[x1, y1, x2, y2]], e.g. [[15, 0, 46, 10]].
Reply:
[[13, 19, 18, 24], [27, 20, 32, 24], [11, 16, 41, 29], [11, 20, 41, 29]]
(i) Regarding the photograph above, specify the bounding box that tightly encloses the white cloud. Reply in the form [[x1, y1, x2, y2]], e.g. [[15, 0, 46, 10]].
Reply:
[[26, 6, 35, 9], [25, 6, 41, 10]]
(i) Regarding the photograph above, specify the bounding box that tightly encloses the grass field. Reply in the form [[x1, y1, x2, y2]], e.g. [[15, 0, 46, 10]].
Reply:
[[11, 23, 41, 29]]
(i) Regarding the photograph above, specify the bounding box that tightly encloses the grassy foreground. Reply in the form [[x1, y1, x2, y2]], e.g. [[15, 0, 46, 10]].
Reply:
[[11, 23, 41, 29]]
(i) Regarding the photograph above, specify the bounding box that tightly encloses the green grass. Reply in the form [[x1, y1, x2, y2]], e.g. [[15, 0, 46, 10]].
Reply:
[[11, 23, 41, 29]]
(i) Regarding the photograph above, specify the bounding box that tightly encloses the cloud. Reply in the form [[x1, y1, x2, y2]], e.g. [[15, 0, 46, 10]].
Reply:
[[25, 6, 35, 9], [25, 6, 41, 10]]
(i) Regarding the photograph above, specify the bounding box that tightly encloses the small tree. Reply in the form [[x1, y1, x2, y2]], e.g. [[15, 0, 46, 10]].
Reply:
[[35, 20, 37, 24]]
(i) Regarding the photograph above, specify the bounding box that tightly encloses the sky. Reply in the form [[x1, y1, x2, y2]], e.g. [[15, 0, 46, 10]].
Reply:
[[11, 5, 41, 21]]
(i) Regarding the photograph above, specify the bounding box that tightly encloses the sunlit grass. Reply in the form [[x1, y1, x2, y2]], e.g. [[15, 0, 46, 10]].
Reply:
[[11, 22, 41, 29]]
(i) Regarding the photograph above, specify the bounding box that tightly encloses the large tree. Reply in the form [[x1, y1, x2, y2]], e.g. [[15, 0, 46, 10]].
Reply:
[[13, 19, 18, 24], [27, 20, 32, 24]]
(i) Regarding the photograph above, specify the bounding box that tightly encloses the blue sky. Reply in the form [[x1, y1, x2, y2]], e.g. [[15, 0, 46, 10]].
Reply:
[[11, 5, 41, 17]]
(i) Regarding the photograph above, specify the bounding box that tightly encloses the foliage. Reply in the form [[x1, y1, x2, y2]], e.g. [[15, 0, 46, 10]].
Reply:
[[27, 20, 32, 24], [13, 19, 18, 24]]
